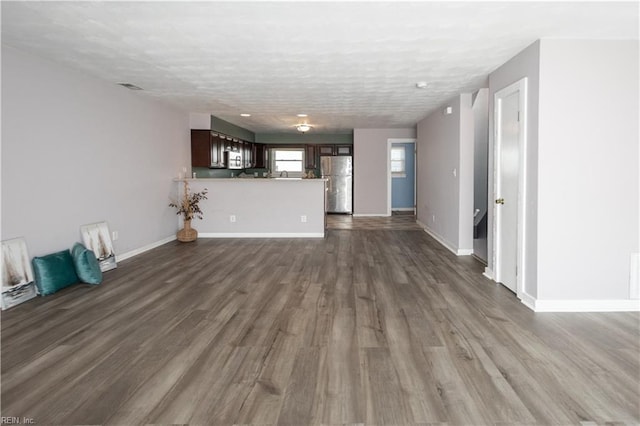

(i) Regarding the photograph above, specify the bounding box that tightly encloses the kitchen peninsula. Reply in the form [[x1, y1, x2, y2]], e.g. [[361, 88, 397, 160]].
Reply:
[[175, 178, 326, 238]]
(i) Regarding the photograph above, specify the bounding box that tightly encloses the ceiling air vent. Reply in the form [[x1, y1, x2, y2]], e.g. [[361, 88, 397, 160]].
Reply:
[[117, 83, 143, 90]]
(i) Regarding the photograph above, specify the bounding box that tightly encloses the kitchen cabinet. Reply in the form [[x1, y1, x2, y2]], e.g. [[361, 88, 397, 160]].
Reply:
[[212, 134, 225, 167], [305, 145, 317, 169], [253, 143, 268, 168], [191, 130, 225, 168], [336, 145, 352, 156], [318, 145, 335, 156], [243, 141, 253, 168], [191, 130, 210, 167], [317, 144, 353, 156]]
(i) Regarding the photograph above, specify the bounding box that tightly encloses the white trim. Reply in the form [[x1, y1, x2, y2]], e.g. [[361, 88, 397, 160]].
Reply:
[[483, 267, 494, 280], [518, 291, 537, 311], [116, 235, 176, 262], [198, 232, 324, 238], [417, 220, 470, 257], [492, 77, 528, 298], [353, 213, 389, 217], [387, 138, 416, 217], [424, 228, 457, 255], [531, 299, 640, 313]]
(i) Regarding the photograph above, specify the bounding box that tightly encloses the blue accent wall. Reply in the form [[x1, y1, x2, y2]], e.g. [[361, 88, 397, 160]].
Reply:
[[391, 142, 415, 209]]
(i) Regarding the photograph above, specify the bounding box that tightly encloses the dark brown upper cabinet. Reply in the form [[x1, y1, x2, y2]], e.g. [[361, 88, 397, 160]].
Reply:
[[336, 145, 352, 156], [318, 145, 335, 156], [318, 144, 353, 156], [191, 130, 226, 168], [305, 145, 317, 169], [243, 141, 253, 168], [253, 144, 268, 169]]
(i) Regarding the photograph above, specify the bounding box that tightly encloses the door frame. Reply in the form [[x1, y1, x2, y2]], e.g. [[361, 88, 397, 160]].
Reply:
[[492, 78, 528, 297], [387, 138, 417, 216]]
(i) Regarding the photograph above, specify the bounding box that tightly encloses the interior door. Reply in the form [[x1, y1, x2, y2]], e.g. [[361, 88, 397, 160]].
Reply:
[[496, 91, 520, 293]]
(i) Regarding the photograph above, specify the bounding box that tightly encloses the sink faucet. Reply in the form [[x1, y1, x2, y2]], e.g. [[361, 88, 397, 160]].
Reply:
[[279, 171, 289, 178]]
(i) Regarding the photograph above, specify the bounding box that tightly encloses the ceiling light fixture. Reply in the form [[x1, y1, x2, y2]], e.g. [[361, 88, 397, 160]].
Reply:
[[297, 113, 308, 117], [240, 113, 251, 117], [296, 124, 312, 133], [415, 81, 428, 89]]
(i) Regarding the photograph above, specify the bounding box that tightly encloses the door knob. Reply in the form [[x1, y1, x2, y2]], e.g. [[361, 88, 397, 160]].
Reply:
[[495, 198, 505, 205]]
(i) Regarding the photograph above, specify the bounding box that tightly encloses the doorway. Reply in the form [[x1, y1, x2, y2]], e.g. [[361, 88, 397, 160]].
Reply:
[[493, 78, 527, 296], [387, 138, 416, 216]]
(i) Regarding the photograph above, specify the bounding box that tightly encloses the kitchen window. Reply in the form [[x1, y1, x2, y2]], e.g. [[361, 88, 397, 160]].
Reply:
[[391, 146, 406, 178], [271, 148, 305, 177]]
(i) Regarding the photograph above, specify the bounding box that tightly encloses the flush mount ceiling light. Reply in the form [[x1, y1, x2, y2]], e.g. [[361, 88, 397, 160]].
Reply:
[[296, 124, 312, 133], [240, 113, 251, 117], [415, 81, 428, 89], [297, 113, 308, 117], [117, 83, 143, 90]]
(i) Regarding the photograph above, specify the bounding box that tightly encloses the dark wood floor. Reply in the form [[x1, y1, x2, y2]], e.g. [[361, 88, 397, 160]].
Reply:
[[2, 219, 639, 425]]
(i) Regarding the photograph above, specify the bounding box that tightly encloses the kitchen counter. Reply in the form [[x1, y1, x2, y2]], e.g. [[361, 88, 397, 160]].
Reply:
[[174, 178, 326, 238], [176, 178, 326, 182]]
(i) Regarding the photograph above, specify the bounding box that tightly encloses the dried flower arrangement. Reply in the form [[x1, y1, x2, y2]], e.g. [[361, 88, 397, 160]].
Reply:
[[170, 181, 208, 222]]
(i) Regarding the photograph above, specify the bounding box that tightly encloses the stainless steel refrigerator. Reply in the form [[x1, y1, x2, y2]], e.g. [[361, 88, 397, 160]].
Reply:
[[321, 156, 353, 213]]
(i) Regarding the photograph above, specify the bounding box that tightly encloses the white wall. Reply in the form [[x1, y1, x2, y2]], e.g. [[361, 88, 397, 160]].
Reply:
[[353, 128, 416, 215], [473, 89, 489, 217], [489, 39, 639, 308], [1, 46, 190, 258], [184, 179, 325, 237], [458, 93, 474, 253], [536, 39, 639, 301], [416, 95, 474, 254], [189, 113, 211, 130], [488, 40, 541, 298], [472, 88, 489, 262]]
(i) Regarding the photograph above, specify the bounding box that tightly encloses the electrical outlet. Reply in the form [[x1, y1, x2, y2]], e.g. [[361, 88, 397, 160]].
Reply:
[[112, 231, 119, 241], [301, 215, 307, 223], [230, 215, 236, 223], [432, 214, 436, 223]]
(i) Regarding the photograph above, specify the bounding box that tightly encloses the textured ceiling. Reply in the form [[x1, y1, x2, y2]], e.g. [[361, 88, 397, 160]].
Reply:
[[2, 1, 637, 134]]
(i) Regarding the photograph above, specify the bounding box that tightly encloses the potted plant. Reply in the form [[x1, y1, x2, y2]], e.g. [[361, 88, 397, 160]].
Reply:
[[170, 181, 208, 242]]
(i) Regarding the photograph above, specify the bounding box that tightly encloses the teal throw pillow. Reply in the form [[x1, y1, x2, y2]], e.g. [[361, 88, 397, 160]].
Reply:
[[32, 250, 79, 296], [71, 243, 103, 285]]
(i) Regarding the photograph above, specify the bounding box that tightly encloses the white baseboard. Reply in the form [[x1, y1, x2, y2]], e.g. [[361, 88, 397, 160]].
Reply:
[[475, 271, 638, 313], [529, 299, 640, 312], [483, 267, 494, 280], [352, 213, 389, 217], [116, 235, 176, 262], [198, 232, 324, 238], [113, 230, 323, 263], [518, 291, 536, 311], [416, 221, 471, 257]]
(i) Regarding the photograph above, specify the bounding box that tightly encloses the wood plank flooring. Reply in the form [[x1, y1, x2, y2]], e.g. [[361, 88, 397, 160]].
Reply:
[[327, 211, 421, 231], [2, 219, 639, 425]]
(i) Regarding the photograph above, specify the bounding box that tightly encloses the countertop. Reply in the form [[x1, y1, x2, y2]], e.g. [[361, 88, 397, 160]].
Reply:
[[174, 178, 327, 182]]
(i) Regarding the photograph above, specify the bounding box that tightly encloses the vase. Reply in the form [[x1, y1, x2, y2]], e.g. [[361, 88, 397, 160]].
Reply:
[[177, 219, 198, 242]]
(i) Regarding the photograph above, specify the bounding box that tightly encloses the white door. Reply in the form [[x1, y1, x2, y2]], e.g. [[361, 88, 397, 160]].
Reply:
[[496, 92, 520, 292], [493, 78, 527, 295]]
